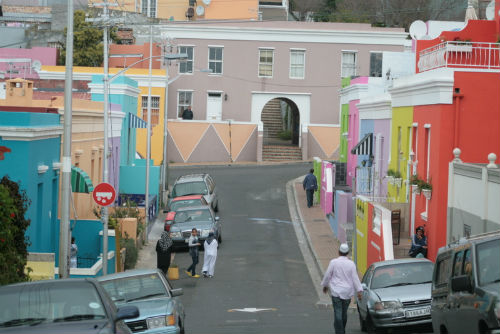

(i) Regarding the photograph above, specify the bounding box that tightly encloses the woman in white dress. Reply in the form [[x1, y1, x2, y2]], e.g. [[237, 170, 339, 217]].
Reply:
[[202, 232, 218, 278]]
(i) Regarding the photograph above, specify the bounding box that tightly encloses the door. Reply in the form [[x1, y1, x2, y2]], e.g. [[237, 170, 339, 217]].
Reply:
[[206, 92, 223, 121]]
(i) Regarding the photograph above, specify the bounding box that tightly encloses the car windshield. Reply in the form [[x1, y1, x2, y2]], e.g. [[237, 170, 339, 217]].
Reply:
[[477, 239, 500, 286], [174, 209, 212, 224], [171, 199, 202, 211], [172, 181, 208, 197], [100, 273, 169, 303], [370, 262, 434, 289], [0, 282, 106, 327]]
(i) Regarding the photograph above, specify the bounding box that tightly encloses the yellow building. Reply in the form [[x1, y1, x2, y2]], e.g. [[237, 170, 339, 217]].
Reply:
[[90, 0, 259, 21]]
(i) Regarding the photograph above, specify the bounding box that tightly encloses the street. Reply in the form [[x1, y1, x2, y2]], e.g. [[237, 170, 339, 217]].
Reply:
[[161, 163, 362, 333]]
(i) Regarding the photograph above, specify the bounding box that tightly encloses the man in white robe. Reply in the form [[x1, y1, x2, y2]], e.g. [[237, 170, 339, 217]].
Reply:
[[202, 232, 218, 278]]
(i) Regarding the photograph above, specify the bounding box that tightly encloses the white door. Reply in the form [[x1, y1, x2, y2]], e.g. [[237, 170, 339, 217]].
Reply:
[[206, 92, 222, 121]]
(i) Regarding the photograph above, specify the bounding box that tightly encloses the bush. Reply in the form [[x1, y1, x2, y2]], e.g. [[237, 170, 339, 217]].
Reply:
[[122, 238, 138, 270], [277, 130, 292, 140], [0, 176, 31, 285]]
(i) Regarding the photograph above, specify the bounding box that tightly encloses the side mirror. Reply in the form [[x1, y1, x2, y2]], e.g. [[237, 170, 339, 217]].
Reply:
[[215, 216, 220, 221], [171, 288, 183, 297], [114, 305, 139, 333], [361, 283, 367, 290], [451, 275, 473, 293]]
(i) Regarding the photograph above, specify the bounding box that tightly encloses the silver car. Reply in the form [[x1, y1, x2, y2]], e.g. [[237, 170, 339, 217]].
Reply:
[[357, 258, 434, 333], [168, 206, 222, 248]]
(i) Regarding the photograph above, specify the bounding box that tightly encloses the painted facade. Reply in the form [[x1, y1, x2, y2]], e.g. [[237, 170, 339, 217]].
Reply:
[[0, 47, 58, 84]]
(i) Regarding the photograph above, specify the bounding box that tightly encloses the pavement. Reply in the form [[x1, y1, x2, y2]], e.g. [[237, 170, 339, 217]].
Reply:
[[136, 173, 354, 310]]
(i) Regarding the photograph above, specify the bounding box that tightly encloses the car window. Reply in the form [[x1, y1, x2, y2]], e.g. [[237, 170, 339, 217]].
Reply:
[[174, 209, 212, 223], [172, 181, 208, 197], [452, 251, 464, 277], [0, 282, 106, 326], [171, 199, 202, 211], [362, 267, 373, 284], [435, 255, 452, 287], [476, 239, 500, 286], [463, 248, 472, 277], [100, 273, 169, 303], [370, 262, 433, 289]]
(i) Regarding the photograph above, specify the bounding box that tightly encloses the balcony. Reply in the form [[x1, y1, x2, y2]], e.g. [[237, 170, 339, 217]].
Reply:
[[418, 41, 500, 72]]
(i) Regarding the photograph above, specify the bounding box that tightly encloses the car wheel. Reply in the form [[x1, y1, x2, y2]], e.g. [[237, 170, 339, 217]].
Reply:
[[214, 202, 219, 212], [179, 318, 185, 334], [218, 234, 222, 244], [358, 308, 367, 332], [366, 314, 380, 334]]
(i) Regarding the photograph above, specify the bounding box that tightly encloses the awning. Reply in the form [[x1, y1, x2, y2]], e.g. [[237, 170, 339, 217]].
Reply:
[[71, 166, 94, 193], [351, 132, 373, 156]]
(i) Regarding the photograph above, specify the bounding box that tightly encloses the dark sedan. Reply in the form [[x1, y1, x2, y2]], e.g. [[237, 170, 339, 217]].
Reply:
[[0, 278, 139, 334]]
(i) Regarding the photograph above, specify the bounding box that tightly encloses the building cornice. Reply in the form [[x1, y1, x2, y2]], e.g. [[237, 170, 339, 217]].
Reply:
[[340, 84, 368, 105], [88, 83, 142, 97], [389, 68, 454, 107], [0, 126, 63, 141], [358, 93, 392, 119]]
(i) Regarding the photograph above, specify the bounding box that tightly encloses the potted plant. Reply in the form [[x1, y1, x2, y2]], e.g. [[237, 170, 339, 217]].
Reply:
[[393, 170, 403, 187], [168, 263, 179, 280], [410, 174, 422, 194], [420, 179, 433, 200], [386, 168, 395, 185]]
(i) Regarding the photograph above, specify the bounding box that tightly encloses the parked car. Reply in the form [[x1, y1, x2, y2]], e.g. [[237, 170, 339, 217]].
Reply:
[[357, 258, 434, 333], [168, 206, 222, 248], [98, 269, 185, 334], [169, 174, 218, 212], [0, 278, 139, 334], [431, 231, 500, 334], [164, 195, 209, 231]]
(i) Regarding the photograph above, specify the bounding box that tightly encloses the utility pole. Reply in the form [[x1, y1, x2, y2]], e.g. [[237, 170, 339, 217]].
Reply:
[[87, 0, 118, 275], [145, 25, 153, 243], [59, 0, 74, 279]]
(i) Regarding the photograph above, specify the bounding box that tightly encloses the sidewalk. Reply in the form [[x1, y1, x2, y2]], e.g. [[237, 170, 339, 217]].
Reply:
[[287, 177, 358, 311]]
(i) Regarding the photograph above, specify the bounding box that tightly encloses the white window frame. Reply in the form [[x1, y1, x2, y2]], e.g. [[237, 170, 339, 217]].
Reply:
[[141, 95, 160, 125], [178, 45, 194, 74], [258, 48, 274, 78], [177, 90, 193, 118], [341, 50, 357, 78], [208, 46, 223, 75], [289, 49, 305, 79], [141, 0, 157, 18]]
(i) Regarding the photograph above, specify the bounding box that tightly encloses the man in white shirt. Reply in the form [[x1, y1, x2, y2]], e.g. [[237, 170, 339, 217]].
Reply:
[[321, 243, 363, 334]]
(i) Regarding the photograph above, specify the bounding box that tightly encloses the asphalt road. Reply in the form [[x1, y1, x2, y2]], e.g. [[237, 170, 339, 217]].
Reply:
[[165, 163, 363, 334]]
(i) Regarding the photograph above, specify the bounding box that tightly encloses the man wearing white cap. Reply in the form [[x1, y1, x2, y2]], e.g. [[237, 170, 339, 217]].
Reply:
[[321, 243, 363, 334]]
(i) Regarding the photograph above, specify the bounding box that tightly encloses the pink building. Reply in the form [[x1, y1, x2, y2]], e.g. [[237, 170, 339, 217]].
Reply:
[[0, 47, 58, 81]]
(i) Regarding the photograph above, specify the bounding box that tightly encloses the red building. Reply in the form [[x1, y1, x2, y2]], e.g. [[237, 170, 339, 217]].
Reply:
[[401, 15, 500, 260], [109, 43, 163, 69]]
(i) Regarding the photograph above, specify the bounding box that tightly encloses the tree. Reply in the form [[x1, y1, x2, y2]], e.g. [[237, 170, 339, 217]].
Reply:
[[59, 10, 117, 67], [290, 0, 325, 21], [0, 176, 31, 285]]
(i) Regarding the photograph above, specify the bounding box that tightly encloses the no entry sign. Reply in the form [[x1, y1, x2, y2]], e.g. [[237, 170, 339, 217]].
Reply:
[[93, 182, 116, 206]]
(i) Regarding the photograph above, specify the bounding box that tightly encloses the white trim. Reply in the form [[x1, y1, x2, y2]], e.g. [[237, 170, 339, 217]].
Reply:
[[290, 47, 306, 51], [38, 165, 49, 174], [389, 67, 454, 107], [155, 25, 408, 46], [341, 49, 359, 53], [250, 91, 310, 125], [208, 46, 224, 75], [357, 93, 392, 120], [308, 123, 340, 128], [258, 46, 276, 50], [258, 48, 274, 78], [424, 123, 431, 128], [289, 49, 305, 80], [88, 83, 141, 97], [207, 44, 225, 48], [370, 240, 381, 251], [0, 126, 63, 141], [339, 83, 368, 104], [412, 122, 418, 127]]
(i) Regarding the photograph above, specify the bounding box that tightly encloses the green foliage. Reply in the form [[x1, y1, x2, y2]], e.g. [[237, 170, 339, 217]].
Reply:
[[419, 178, 433, 191], [393, 170, 402, 179], [59, 10, 117, 67], [121, 238, 138, 270], [386, 168, 395, 177], [0, 176, 32, 285], [278, 130, 292, 140]]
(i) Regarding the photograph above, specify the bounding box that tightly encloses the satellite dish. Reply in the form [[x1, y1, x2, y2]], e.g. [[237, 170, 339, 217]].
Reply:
[[486, 0, 495, 20], [32, 60, 42, 72], [196, 5, 205, 16], [202, 0, 211, 5], [409, 20, 427, 40]]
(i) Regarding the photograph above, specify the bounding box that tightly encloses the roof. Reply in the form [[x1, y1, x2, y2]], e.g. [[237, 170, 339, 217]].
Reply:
[[371, 258, 433, 268], [172, 194, 204, 201], [175, 205, 211, 212], [175, 174, 207, 183], [97, 268, 162, 281]]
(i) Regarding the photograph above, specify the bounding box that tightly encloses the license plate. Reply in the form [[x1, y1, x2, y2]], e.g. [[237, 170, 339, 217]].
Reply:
[[405, 306, 430, 318]]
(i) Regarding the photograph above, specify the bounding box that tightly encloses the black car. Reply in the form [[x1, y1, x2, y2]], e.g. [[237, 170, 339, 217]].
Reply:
[[0, 278, 139, 333]]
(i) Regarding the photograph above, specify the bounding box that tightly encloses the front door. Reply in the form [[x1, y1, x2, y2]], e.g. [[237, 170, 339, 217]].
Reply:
[[207, 92, 223, 121]]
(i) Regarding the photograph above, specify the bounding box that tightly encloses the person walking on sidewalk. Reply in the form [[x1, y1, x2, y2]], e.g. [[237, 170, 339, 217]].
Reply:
[[303, 168, 318, 208], [186, 228, 201, 278], [156, 231, 173, 276], [202, 232, 218, 278], [321, 243, 363, 334]]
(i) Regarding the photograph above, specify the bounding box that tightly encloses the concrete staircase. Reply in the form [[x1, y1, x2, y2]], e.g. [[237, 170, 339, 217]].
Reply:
[[262, 145, 302, 161], [261, 99, 283, 140]]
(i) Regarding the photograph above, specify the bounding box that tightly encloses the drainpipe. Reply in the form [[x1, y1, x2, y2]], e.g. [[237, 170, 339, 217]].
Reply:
[[453, 89, 464, 149]]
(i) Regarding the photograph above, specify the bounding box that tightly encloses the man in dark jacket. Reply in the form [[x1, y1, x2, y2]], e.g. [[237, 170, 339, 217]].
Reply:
[[303, 168, 318, 208], [182, 105, 194, 120]]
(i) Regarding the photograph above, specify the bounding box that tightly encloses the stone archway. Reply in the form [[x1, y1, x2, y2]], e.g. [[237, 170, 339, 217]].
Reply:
[[260, 98, 300, 146]]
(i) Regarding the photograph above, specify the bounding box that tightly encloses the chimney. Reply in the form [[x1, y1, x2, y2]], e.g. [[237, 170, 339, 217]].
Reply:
[[5, 78, 34, 106]]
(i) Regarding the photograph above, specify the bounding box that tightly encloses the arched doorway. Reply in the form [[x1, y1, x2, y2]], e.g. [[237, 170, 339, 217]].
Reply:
[[261, 98, 300, 146]]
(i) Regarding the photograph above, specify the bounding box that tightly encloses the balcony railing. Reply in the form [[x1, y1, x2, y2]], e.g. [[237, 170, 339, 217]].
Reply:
[[418, 41, 500, 72]]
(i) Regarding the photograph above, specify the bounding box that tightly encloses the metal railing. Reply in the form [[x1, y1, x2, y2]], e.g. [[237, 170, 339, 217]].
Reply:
[[418, 41, 500, 72]]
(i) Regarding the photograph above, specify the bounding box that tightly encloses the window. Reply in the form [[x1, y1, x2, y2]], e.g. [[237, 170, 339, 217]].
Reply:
[[370, 52, 383, 77], [452, 251, 464, 277], [259, 49, 274, 77], [141, 96, 160, 125], [477, 239, 500, 286], [179, 46, 194, 74], [341, 51, 357, 78], [290, 49, 305, 79], [372, 207, 381, 235], [142, 0, 156, 17], [177, 91, 192, 118], [435, 256, 452, 286], [208, 47, 223, 74]]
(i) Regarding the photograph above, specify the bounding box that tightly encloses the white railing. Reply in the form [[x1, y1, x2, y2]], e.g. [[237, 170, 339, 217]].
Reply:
[[418, 41, 500, 72]]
